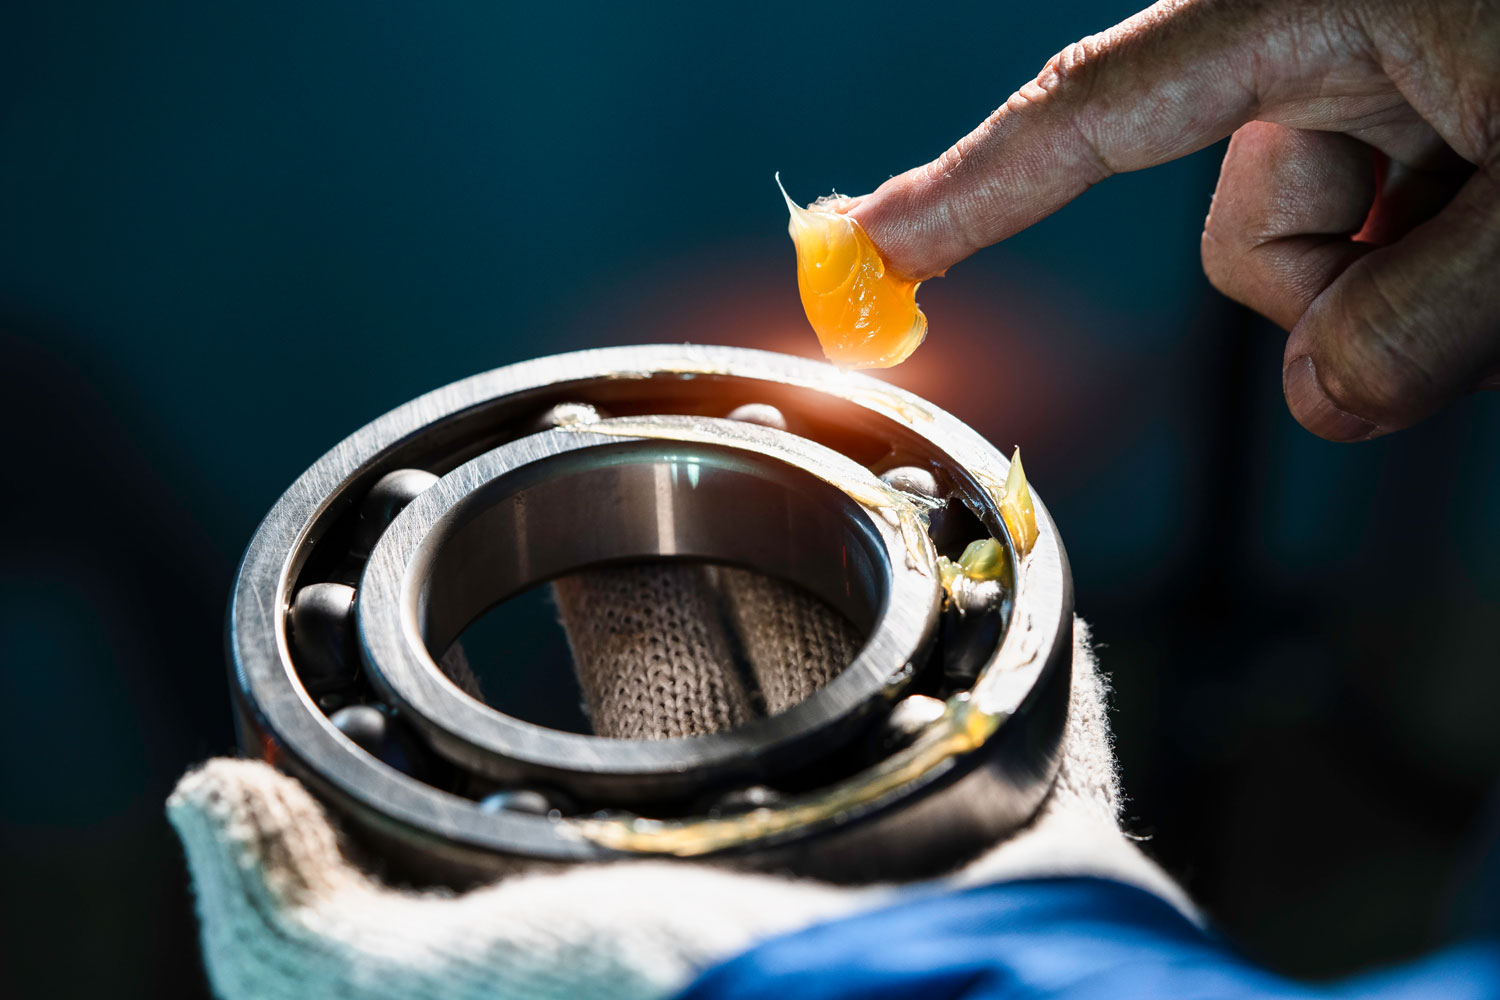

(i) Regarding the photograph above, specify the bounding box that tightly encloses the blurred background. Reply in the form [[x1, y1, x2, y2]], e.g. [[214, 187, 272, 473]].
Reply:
[[2, 1, 1497, 996]]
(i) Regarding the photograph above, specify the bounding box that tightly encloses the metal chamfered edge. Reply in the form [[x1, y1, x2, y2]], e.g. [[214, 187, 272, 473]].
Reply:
[[227, 344, 1073, 876]]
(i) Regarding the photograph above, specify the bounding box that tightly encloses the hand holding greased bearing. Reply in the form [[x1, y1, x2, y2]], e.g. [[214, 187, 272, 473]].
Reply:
[[810, 0, 1498, 442]]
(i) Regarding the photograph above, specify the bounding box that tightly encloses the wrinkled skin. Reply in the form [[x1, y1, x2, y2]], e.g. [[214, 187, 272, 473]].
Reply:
[[840, 0, 1500, 441]]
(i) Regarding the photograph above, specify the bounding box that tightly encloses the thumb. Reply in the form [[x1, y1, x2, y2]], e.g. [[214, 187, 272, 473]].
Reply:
[[167, 757, 366, 910], [1282, 166, 1500, 441]]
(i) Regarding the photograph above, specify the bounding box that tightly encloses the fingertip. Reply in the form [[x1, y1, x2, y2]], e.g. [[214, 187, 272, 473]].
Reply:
[[846, 178, 964, 282]]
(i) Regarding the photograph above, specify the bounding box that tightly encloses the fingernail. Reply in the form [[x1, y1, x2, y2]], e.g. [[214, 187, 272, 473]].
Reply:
[[1283, 355, 1378, 442]]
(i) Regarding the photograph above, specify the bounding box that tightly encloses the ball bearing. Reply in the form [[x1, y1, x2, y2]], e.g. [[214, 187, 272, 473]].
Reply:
[[228, 345, 1073, 885]]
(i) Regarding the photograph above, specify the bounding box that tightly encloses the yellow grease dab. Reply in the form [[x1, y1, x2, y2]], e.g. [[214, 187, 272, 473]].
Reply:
[[938, 538, 1012, 598], [999, 448, 1038, 556], [778, 175, 927, 369]]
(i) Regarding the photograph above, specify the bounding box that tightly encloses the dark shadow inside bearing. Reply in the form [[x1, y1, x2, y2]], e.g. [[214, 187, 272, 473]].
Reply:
[[452, 579, 591, 734]]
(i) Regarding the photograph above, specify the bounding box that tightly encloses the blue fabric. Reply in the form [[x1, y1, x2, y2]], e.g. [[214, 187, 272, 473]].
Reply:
[[678, 878, 1500, 1000]]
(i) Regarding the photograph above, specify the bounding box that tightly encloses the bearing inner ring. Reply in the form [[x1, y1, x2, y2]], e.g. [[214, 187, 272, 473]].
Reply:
[[358, 419, 941, 801]]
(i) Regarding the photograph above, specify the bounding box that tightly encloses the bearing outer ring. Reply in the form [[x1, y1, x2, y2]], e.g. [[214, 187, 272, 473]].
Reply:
[[228, 344, 1074, 882]]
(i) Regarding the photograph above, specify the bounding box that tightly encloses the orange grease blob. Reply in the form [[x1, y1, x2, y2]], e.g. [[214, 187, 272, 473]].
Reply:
[[779, 176, 927, 369]]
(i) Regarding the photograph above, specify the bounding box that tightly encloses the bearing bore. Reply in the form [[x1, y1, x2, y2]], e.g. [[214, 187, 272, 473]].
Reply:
[[229, 345, 1073, 885]]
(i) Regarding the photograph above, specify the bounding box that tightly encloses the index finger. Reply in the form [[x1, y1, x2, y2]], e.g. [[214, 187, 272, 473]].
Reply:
[[848, 0, 1374, 280]]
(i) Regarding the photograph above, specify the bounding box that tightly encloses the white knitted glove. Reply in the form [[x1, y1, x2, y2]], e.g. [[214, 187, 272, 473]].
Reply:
[[169, 566, 1191, 1000]]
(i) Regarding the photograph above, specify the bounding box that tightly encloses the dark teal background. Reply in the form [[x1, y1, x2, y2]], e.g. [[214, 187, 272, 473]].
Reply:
[[2, 2, 1497, 996]]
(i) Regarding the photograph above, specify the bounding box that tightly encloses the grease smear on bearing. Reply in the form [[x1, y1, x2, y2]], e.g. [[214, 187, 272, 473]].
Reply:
[[565, 692, 1003, 856]]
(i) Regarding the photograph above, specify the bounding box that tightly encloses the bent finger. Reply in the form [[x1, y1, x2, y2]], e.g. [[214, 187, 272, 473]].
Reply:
[[1284, 166, 1500, 440], [1201, 122, 1377, 331]]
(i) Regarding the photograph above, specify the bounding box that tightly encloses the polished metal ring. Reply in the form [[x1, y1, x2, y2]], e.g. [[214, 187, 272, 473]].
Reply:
[[229, 344, 1074, 885]]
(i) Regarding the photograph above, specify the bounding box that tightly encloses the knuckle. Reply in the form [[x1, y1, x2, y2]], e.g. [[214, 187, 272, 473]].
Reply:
[[1199, 224, 1240, 296], [1023, 36, 1117, 179], [1199, 180, 1261, 305], [1034, 37, 1107, 100]]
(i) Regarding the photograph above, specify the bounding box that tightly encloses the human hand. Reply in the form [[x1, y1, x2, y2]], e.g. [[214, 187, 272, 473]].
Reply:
[[844, 0, 1499, 441], [169, 564, 1185, 999]]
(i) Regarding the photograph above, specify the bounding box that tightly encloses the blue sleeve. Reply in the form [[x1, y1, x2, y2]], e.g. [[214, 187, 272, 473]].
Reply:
[[677, 877, 1500, 1000]]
